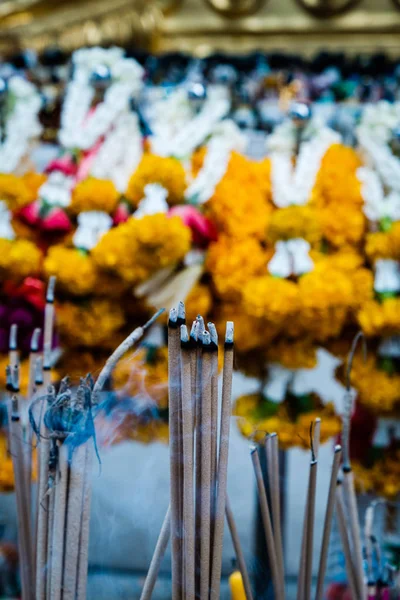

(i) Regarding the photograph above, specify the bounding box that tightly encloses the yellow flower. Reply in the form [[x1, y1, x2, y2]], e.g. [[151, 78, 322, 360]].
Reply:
[[112, 347, 169, 409], [0, 432, 15, 492], [0, 172, 45, 210], [56, 299, 125, 348], [242, 276, 300, 324], [206, 235, 267, 302], [267, 206, 321, 245], [126, 154, 186, 207], [354, 451, 400, 499], [44, 247, 98, 296], [0, 238, 42, 280], [92, 214, 191, 284], [70, 178, 119, 214], [365, 222, 400, 261], [266, 339, 318, 369], [358, 298, 400, 337]]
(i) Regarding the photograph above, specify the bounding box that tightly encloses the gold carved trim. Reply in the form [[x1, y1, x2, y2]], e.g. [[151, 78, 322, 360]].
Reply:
[[204, 0, 267, 18], [294, 0, 362, 18]]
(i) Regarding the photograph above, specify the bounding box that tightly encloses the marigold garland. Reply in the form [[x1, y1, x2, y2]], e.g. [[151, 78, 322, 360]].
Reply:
[[265, 339, 318, 370], [267, 205, 321, 245], [125, 154, 186, 207], [92, 214, 191, 284], [358, 298, 400, 337], [365, 222, 400, 261], [353, 452, 400, 499], [0, 172, 45, 211], [44, 247, 98, 296], [70, 178, 120, 214], [242, 276, 300, 324], [0, 238, 42, 280]]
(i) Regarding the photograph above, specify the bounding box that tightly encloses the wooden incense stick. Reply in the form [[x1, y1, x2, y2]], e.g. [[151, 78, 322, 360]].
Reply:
[[26, 328, 41, 520], [50, 441, 69, 600], [195, 315, 204, 595], [46, 455, 56, 600], [168, 307, 183, 599], [251, 447, 283, 600], [140, 507, 171, 600], [63, 443, 87, 600], [225, 497, 253, 600], [315, 445, 342, 600], [200, 330, 213, 600], [210, 322, 234, 600], [76, 442, 93, 600], [180, 324, 195, 600], [336, 480, 361, 600], [304, 458, 318, 600], [342, 468, 365, 599], [9, 394, 33, 600], [265, 433, 285, 599], [208, 321, 219, 566], [9, 324, 19, 370]]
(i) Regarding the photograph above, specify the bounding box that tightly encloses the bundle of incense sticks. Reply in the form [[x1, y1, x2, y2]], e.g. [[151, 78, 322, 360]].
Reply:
[[140, 303, 254, 600], [5, 277, 165, 600]]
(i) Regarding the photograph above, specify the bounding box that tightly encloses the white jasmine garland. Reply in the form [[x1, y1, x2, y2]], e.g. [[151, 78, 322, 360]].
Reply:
[[0, 201, 15, 239], [90, 112, 143, 192], [268, 238, 314, 278], [134, 184, 169, 218], [0, 76, 42, 173], [357, 166, 400, 222], [38, 172, 75, 208], [148, 87, 194, 156], [59, 47, 144, 151], [358, 130, 400, 195], [185, 120, 245, 204], [73, 211, 112, 251], [374, 259, 400, 294]]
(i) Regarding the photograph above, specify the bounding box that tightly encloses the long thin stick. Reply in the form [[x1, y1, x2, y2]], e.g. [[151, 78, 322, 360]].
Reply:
[[315, 445, 342, 600], [9, 324, 19, 370], [342, 468, 365, 599], [26, 328, 41, 527], [210, 322, 234, 600], [265, 433, 285, 599], [93, 308, 165, 404], [46, 470, 56, 600], [200, 331, 213, 600], [35, 391, 50, 600], [304, 460, 318, 600], [50, 441, 69, 600], [208, 322, 219, 569], [225, 497, 253, 600], [168, 308, 183, 599], [195, 316, 204, 596], [76, 442, 93, 600], [251, 447, 282, 600], [140, 507, 171, 600], [10, 395, 33, 600], [180, 325, 195, 600], [63, 443, 87, 600], [336, 481, 361, 600]]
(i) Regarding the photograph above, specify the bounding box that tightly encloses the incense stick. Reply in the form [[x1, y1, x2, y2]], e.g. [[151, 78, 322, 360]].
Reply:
[[50, 441, 69, 600], [140, 507, 171, 600], [336, 480, 361, 600], [26, 328, 41, 521], [304, 459, 318, 600], [181, 324, 195, 600], [265, 433, 285, 599], [9, 324, 19, 370], [195, 316, 203, 596], [200, 330, 213, 600], [210, 322, 233, 600], [208, 322, 219, 570], [63, 443, 87, 600], [76, 442, 93, 600], [315, 445, 342, 600], [342, 468, 365, 599], [225, 497, 253, 600], [251, 447, 282, 599], [168, 308, 183, 599]]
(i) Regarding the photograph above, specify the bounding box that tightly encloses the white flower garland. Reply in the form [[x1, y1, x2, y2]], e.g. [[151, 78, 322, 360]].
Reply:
[[59, 47, 144, 151], [185, 119, 245, 204], [90, 112, 143, 193], [0, 76, 42, 173], [134, 184, 169, 218], [0, 201, 15, 239], [38, 172, 75, 208], [73, 211, 112, 251]]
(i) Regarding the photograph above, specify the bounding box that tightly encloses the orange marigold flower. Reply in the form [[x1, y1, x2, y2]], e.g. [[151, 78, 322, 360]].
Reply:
[[126, 154, 186, 207], [44, 247, 98, 296], [365, 222, 400, 261], [0, 238, 42, 280], [70, 178, 119, 214], [267, 205, 321, 245], [358, 298, 400, 337]]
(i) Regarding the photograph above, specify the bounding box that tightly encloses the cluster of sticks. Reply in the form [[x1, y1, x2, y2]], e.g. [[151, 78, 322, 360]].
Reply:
[[140, 303, 253, 600], [5, 276, 165, 600]]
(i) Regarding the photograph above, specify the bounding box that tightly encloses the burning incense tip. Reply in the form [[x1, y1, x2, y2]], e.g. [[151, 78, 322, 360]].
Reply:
[[208, 323, 218, 346], [196, 315, 205, 332], [5, 365, 14, 391], [334, 444, 342, 454], [11, 395, 19, 419], [180, 324, 189, 343], [30, 328, 41, 352], [169, 307, 178, 326], [177, 301, 186, 323], [190, 320, 198, 341], [35, 355, 43, 384], [269, 432, 277, 439], [202, 331, 211, 346], [46, 275, 56, 303], [225, 321, 234, 345], [9, 324, 18, 351]]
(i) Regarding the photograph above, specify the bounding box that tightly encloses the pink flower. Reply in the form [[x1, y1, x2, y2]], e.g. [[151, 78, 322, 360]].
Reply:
[[76, 140, 103, 183], [168, 205, 218, 248], [41, 207, 71, 232], [113, 202, 130, 225], [18, 201, 40, 225], [46, 154, 77, 177]]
